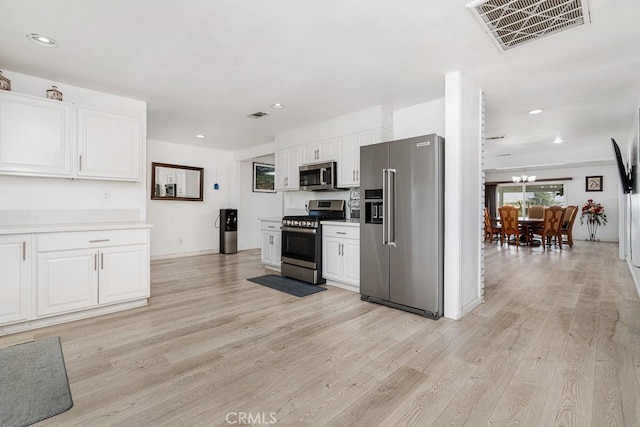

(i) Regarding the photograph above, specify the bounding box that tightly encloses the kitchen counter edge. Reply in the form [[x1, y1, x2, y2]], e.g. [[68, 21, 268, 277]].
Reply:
[[0, 222, 154, 235]]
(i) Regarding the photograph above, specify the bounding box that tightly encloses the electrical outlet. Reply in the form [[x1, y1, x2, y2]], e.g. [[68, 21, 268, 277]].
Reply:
[[179, 237, 183, 244], [103, 189, 111, 202]]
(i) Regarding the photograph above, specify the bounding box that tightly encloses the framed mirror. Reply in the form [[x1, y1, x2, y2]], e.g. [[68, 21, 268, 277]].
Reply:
[[151, 162, 204, 201]]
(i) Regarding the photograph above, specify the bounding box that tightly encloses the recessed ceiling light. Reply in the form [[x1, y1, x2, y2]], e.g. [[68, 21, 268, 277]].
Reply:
[[528, 109, 543, 115], [27, 33, 58, 47], [270, 103, 285, 109], [553, 136, 563, 144], [195, 134, 205, 139]]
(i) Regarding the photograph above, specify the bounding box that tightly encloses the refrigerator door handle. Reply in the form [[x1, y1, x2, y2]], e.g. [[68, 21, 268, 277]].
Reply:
[[382, 169, 388, 245], [388, 168, 396, 247]]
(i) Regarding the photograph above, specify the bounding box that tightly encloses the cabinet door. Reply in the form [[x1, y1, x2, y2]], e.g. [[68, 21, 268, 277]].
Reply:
[[275, 149, 288, 190], [261, 232, 274, 264], [322, 237, 342, 281], [302, 144, 320, 164], [77, 107, 141, 181], [317, 139, 336, 162], [337, 134, 358, 188], [0, 92, 72, 177], [273, 232, 282, 264], [98, 245, 149, 304], [343, 239, 360, 286], [37, 249, 98, 317], [0, 235, 30, 324], [285, 147, 300, 189]]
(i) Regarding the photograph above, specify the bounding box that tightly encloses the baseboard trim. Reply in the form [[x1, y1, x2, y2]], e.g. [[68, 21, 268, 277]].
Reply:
[[324, 280, 359, 293], [151, 250, 219, 261], [0, 299, 148, 336]]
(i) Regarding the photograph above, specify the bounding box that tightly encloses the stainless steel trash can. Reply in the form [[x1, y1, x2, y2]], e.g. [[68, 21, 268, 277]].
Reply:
[[220, 209, 237, 254]]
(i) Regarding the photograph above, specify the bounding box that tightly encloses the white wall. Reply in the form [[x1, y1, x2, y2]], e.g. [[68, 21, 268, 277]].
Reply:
[[622, 104, 640, 297], [147, 139, 234, 257], [0, 70, 147, 222], [238, 155, 283, 250], [486, 162, 620, 242], [393, 98, 445, 140], [444, 71, 483, 320]]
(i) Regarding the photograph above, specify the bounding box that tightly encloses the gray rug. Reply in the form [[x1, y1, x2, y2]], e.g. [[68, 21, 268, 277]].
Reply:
[[0, 336, 73, 426], [248, 274, 327, 297]]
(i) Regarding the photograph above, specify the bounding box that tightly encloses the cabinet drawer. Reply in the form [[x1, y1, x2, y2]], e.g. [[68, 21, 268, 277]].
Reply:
[[322, 225, 359, 240], [261, 221, 282, 232], [37, 229, 148, 252]]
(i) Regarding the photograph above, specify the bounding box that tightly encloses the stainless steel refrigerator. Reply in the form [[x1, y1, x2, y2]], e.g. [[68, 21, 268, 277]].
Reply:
[[360, 134, 444, 319]]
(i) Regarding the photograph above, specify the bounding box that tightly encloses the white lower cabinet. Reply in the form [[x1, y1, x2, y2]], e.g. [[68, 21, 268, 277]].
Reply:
[[322, 225, 360, 288], [260, 220, 282, 268], [37, 249, 99, 317], [0, 226, 150, 334], [99, 245, 149, 304], [36, 230, 149, 317], [0, 235, 31, 324]]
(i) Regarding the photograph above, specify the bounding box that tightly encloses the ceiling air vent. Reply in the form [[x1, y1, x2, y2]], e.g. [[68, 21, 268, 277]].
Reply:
[[466, 0, 591, 51], [247, 111, 269, 119]]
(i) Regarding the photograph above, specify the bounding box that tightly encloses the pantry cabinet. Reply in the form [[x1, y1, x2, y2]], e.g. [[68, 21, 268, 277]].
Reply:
[[0, 91, 72, 177], [0, 234, 31, 324], [275, 147, 300, 190]]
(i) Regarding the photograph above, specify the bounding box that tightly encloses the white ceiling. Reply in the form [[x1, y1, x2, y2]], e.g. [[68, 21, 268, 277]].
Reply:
[[1, 0, 639, 167]]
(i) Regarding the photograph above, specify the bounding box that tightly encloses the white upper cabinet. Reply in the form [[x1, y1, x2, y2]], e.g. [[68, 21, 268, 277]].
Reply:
[[77, 107, 142, 181], [337, 129, 380, 188], [337, 134, 359, 188], [0, 92, 72, 177], [0, 91, 143, 182], [275, 146, 300, 191], [301, 138, 336, 164]]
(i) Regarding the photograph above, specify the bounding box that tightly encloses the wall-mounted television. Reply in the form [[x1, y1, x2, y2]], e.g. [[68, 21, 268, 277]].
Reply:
[[612, 138, 634, 193]]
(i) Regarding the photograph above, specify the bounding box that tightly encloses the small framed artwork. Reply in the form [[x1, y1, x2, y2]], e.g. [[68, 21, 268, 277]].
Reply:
[[253, 162, 276, 193], [586, 175, 603, 192]]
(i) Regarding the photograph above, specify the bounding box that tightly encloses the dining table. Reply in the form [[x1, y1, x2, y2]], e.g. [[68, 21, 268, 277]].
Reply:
[[492, 217, 544, 245]]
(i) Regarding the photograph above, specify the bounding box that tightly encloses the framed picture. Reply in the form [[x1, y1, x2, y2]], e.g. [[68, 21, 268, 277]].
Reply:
[[586, 175, 603, 192], [253, 162, 276, 193]]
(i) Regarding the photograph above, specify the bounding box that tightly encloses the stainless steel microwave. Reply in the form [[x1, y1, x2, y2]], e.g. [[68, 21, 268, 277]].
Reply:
[[299, 161, 339, 191]]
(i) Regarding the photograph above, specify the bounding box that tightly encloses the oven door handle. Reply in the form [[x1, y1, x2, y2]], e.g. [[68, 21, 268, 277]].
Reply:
[[280, 226, 317, 234]]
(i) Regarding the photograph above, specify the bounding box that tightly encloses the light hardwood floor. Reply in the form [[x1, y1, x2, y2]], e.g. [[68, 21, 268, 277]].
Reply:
[[2, 241, 640, 426]]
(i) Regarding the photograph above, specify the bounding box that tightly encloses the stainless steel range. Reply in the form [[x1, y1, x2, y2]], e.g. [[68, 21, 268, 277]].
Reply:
[[281, 200, 345, 284]]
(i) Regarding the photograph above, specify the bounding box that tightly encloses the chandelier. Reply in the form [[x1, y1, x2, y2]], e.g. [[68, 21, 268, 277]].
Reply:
[[512, 173, 536, 183]]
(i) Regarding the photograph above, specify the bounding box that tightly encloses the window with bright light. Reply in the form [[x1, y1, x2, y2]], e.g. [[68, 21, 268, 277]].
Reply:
[[497, 183, 565, 217]]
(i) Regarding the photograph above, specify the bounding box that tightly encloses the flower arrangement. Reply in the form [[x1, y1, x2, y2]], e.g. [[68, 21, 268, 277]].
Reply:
[[580, 199, 607, 226]]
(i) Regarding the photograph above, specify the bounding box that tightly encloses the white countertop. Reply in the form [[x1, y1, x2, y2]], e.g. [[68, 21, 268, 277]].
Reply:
[[321, 219, 360, 227], [0, 221, 153, 235], [259, 217, 282, 222]]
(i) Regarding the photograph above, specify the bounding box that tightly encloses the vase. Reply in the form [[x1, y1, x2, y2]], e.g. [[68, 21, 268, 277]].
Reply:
[[586, 219, 599, 241], [46, 86, 63, 101]]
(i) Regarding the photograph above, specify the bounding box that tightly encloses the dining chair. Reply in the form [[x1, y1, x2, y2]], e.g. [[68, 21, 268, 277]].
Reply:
[[484, 207, 502, 242], [560, 205, 578, 247], [498, 205, 520, 246], [528, 205, 544, 219], [530, 205, 566, 249]]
